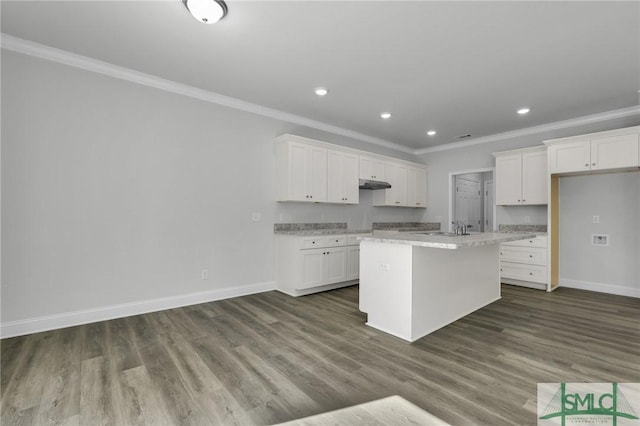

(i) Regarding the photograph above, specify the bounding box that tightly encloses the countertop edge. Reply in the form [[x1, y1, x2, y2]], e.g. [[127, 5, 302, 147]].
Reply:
[[359, 232, 537, 249]]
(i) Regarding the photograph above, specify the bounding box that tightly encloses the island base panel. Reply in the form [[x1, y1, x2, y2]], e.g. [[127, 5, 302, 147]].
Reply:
[[360, 241, 501, 342]]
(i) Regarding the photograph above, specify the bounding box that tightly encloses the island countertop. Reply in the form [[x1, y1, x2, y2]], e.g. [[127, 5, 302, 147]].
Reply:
[[359, 231, 537, 249]]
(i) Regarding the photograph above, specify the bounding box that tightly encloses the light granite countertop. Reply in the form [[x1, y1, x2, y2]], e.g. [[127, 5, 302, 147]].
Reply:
[[274, 222, 439, 236], [275, 229, 373, 236], [359, 232, 537, 250]]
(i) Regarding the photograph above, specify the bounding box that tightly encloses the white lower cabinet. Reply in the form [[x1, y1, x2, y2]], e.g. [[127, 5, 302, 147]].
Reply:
[[300, 247, 347, 289], [499, 235, 548, 289], [276, 233, 370, 296]]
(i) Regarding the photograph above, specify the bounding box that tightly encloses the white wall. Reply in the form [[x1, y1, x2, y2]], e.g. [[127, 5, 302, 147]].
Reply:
[[559, 171, 640, 296], [418, 118, 640, 297], [0, 50, 423, 333], [418, 117, 640, 227]]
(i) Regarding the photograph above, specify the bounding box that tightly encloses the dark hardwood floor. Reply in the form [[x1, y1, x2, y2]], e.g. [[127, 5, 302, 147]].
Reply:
[[2, 284, 639, 425]]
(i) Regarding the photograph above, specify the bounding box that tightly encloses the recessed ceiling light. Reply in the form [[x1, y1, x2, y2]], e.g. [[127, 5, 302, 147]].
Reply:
[[183, 0, 228, 24], [426, 130, 437, 136], [314, 87, 329, 96], [380, 112, 392, 119], [517, 107, 531, 115]]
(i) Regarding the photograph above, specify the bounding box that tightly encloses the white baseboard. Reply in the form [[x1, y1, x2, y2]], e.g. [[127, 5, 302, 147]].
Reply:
[[559, 278, 640, 298], [0, 281, 275, 339]]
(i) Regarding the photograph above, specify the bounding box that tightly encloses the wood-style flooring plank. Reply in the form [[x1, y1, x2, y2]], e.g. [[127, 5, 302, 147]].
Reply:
[[1, 284, 639, 426]]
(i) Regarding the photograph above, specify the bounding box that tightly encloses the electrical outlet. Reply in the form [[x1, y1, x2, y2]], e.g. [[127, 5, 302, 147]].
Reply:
[[591, 234, 609, 246], [379, 263, 390, 271], [201, 269, 209, 280], [524, 216, 531, 223], [593, 215, 600, 224]]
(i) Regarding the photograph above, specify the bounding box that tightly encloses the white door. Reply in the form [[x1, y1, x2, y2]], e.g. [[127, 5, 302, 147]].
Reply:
[[359, 156, 386, 180], [327, 150, 346, 203], [521, 150, 547, 204], [495, 154, 522, 205], [289, 143, 309, 201], [455, 177, 481, 231], [300, 249, 324, 289], [343, 153, 360, 204], [484, 180, 494, 232], [548, 140, 590, 174], [407, 167, 427, 208], [308, 146, 328, 202], [591, 133, 640, 170], [346, 246, 360, 281], [385, 162, 408, 206], [325, 247, 347, 284]]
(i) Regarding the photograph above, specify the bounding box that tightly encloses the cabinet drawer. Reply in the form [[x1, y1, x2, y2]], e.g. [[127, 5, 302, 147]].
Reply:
[[500, 263, 547, 284], [499, 246, 546, 266], [301, 236, 346, 249], [501, 236, 547, 248]]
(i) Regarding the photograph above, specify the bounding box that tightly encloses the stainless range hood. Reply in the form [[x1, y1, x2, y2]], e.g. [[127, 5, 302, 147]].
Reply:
[[359, 178, 392, 190]]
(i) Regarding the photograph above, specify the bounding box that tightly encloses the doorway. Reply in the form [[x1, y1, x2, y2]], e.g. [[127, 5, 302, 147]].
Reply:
[[449, 169, 495, 233]]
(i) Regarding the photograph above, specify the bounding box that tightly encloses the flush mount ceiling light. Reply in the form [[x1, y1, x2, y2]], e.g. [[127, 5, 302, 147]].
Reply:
[[314, 87, 329, 96], [517, 107, 531, 115], [380, 112, 392, 119], [183, 0, 228, 24], [426, 130, 437, 136]]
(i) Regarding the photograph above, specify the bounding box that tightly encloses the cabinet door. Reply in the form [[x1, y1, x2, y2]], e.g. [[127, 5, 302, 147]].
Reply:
[[308, 146, 328, 202], [325, 247, 347, 284], [328, 151, 359, 204], [299, 249, 325, 289], [289, 143, 309, 201], [548, 140, 590, 174], [343, 153, 360, 204], [591, 133, 640, 171], [327, 150, 346, 203], [385, 162, 408, 206], [495, 154, 522, 205], [521, 150, 547, 205], [407, 167, 427, 208], [359, 156, 386, 180], [346, 245, 360, 281]]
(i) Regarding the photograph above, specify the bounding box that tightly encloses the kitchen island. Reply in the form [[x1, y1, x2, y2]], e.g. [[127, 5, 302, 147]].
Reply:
[[359, 232, 535, 342]]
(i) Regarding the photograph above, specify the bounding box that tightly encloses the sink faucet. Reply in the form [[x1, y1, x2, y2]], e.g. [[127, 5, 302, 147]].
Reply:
[[453, 220, 467, 236]]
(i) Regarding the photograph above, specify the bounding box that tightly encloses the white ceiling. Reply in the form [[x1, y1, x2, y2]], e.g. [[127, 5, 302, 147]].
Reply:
[[2, 1, 639, 151]]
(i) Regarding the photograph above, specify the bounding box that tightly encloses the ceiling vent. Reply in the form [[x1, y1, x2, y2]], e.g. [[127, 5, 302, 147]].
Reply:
[[457, 134, 472, 139]]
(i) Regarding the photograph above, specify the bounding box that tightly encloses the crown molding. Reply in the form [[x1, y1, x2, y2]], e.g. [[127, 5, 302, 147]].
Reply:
[[3, 34, 638, 158], [0, 33, 414, 155], [414, 105, 640, 155]]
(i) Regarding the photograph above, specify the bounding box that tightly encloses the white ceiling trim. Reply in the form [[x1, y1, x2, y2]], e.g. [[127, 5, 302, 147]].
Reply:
[[0, 33, 415, 155], [414, 105, 640, 156], [3, 33, 638, 157]]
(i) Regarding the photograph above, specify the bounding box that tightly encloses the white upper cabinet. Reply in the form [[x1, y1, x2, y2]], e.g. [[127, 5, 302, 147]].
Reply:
[[494, 147, 547, 205], [327, 150, 359, 204], [407, 166, 427, 208], [373, 162, 408, 206], [546, 127, 640, 174], [521, 150, 548, 204], [495, 154, 522, 205], [276, 140, 327, 202], [276, 134, 426, 207], [590, 133, 639, 171], [547, 140, 591, 174], [359, 155, 386, 181]]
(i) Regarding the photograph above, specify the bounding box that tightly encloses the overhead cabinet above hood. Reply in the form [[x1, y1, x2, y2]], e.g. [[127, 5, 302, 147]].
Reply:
[[359, 178, 392, 190]]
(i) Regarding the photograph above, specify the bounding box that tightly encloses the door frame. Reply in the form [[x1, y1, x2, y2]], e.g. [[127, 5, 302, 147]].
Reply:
[[448, 168, 495, 232], [484, 179, 494, 232]]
